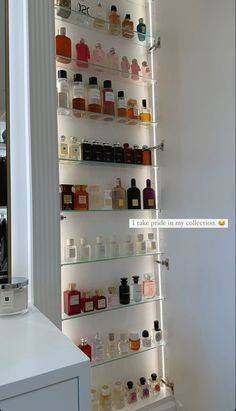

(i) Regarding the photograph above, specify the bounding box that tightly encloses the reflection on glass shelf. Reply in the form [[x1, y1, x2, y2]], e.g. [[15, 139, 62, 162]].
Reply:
[[57, 107, 157, 128], [54, 6, 156, 49], [59, 158, 159, 169], [61, 208, 159, 214], [56, 55, 157, 87], [61, 251, 162, 266], [62, 296, 165, 321], [91, 341, 166, 368]]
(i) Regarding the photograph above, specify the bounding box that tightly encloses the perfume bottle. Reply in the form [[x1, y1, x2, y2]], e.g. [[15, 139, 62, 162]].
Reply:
[[56, 0, 71, 19], [92, 42, 106, 69], [64, 283, 80, 315], [142, 330, 152, 347], [126, 381, 137, 404], [131, 59, 141, 80], [119, 277, 130, 305], [121, 56, 130, 78], [135, 234, 146, 254], [113, 381, 125, 409], [91, 389, 99, 411], [69, 136, 81, 160], [129, 332, 140, 351], [95, 236, 107, 258], [142, 145, 152, 165], [81, 292, 94, 312], [127, 99, 139, 120], [100, 385, 112, 411], [57, 70, 69, 110], [88, 185, 102, 210], [60, 184, 74, 210], [137, 18, 146, 41], [93, 1, 106, 30], [149, 373, 161, 395], [139, 377, 150, 399], [64, 239, 77, 262], [78, 237, 91, 259], [152, 320, 162, 343], [121, 235, 134, 256], [109, 5, 121, 36], [75, 38, 90, 68], [133, 144, 143, 164], [113, 143, 124, 163], [108, 235, 120, 258], [103, 190, 112, 210], [118, 333, 129, 355], [81, 139, 92, 160], [88, 77, 101, 115], [112, 178, 126, 209], [141, 61, 151, 79], [106, 47, 119, 70], [123, 143, 133, 164], [122, 14, 134, 39], [127, 178, 141, 209], [56, 27, 72, 64], [74, 186, 88, 211], [93, 289, 107, 310], [93, 333, 105, 362], [72, 73, 86, 113], [58, 135, 69, 159], [78, 337, 92, 360], [102, 142, 114, 162], [132, 276, 142, 302], [107, 287, 119, 306], [140, 99, 151, 122], [107, 332, 117, 358], [102, 80, 115, 116], [92, 140, 103, 161], [146, 232, 157, 253], [143, 179, 156, 209], [117, 91, 127, 118], [143, 274, 156, 298]]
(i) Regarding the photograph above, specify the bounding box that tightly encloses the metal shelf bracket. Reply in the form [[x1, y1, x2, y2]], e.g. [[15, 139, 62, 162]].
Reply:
[[156, 258, 169, 270]]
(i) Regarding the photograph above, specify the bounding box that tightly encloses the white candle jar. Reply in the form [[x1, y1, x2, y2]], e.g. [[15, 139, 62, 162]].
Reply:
[[0, 277, 28, 315]]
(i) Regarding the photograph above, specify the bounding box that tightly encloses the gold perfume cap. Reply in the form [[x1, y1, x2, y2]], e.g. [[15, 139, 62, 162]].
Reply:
[[68, 282, 76, 290]]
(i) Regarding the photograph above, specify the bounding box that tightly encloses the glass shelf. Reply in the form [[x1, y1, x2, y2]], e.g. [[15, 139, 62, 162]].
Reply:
[[122, 388, 172, 411], [91, 341, 166, 368], [54, 5, 156, 49], [61, 251, 162, 266], [56, 55, 157, 88], [57, 107, 157, 128], [59, 158, 159, 169], [62, 296, 165, 321], [61, 208, 159, 214]]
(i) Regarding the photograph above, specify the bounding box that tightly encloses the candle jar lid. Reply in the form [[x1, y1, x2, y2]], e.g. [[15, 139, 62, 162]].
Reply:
[[0, 277, 28, 290]]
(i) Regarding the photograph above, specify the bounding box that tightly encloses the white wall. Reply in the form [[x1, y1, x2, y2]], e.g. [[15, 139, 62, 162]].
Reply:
[[158, 1, 235, 410]]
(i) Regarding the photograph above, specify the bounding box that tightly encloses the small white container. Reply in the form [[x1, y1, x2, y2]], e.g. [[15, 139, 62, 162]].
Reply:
[[0, 277, 28, 316]]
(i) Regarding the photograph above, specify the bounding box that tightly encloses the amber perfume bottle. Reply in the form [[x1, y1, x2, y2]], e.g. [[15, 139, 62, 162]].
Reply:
[[60, 184, 74, 210], [123, 143, 133, 164], [74, 185, 88, 210], [109, 5, 121, 36], [102, 80, 115, 116], [72, 73, 86, 113], [112, 178, 126, 209], [56, 27, 72, 64], [88, 77, 102, 115], [133, 144, 143, 164], [140, 99, 152, 122], [117, 91, 127, 118], [142, 145, 152, 165], [64, 283, 81, 316], [143, 179, 156, 209], [122, 14, 134, 38], [127, 178, 141, 209]]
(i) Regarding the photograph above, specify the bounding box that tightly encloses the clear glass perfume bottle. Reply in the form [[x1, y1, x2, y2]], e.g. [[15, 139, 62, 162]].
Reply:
[[93, 1, 106, 30], [121, 235, 134, 256], [142, 330, 152, 347], [93, 332, 105, 362], [126, 381, 137, 404], [69, 136, 81, 160], [88, 185, 102, 210], [58, 135, 69, 159], [113, 381, 125, 409], [112, 178, 126, 209], [103, 190, 112, 210], [135, 233, 146, 254], [78, 237, 91, 259], [108, 235, 120, 257], [139, 377, 150, 399], [107, 332, 117, 358], [146, 232, 157, 253], [91, 389, 99, 411], [149, 373, 161, 395], [143, 274, 156, 298], [95, 236, 107, 258], [118, 333, 129, 355], [64, 238, 77, 262], [140, 99, 151, 122], [132, 275, 142, 302], [100, 385, 112, 411], [57, 70, 69, 112]]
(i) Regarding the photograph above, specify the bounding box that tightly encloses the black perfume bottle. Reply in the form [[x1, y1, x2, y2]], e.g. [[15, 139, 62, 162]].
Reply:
[[113, 143, 124, 163], [92, 140, 103, 161], [133, 144, 143, 164], [102, 142, 114, 162], [119, 277, 130, 305], [127, 178, 141, 209], [81, 139, 92, 161]]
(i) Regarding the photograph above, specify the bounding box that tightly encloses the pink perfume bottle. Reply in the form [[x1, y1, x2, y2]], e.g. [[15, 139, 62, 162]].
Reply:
[[106, 47, 119, 70], [131, 58, 141, 80], [76, 38, 90, 68], [141, 61, 151, 80], [143, 274, 156, 298], [92, 42, 106, 71], [121, 56, 130, 78]]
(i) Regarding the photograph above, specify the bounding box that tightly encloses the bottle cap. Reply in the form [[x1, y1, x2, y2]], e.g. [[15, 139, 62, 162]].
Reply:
[[101, 385, 110, 396], [146, 178, 151, 187], [102, 142, 109, 146], [89, 76, 98, 85], [108, 332, 115, 341], [66, 238, 75, 246], [144, 273, 151, 280], [120, 277, 128, 284], [96, 236, 103, 244], [82, 139, 90, 144], [139, 18, 144, 23], [114, 381, 123, 391], [60, 135, 66, 142], [137, 233, 144, 241], [71, 136, 78, 143], [154, 320, 160, 331], [142, 330, 149, 338], [118, 91, 124, 98], [120, 333, 128, 341], [80, 336, 88, 344], [113, 142, 121, 147], [116, 178, 121, 186], [132, 275, 139, 283], [80, 237, 86, 245], [103, 80, 112, 88], [148, 233, 154, 240], [125, 14, 131, 19], [131, 178, 136, 187], [59, 27, 66, 36], [68, 282, 76, 290], [151, 373, 157, 381], [127, 381, 134, 389], [88, 185, 100, 192], [58, 70, 67, 79], [142, 99, 147, 108], [133, 144, 140, 149], [92, 140, 99, 145], [90, 389, 97, 401], [139, 377, 146, 385], [111, 5, 117, 11], [123, 143, 130, 148], [129, 332, 139, 341], [142, 145, 149, 149], [94, 332, 102, 341], [74, 73, 83, 82]]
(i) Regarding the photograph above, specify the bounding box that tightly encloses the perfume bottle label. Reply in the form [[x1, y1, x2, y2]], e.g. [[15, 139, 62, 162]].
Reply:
[[133, 107, 139, 116], [103, 399, 112, 408], [88, 89, 100, 101], [79, 195, 87, 204], [148, 199, 155, 206], [59, 143, 68, 154], [151, 241, 156, 250], [64, 194, 72, 204], [105, 92, 115, 102], [98, 299, 106, 309], [0, 290, 14, 308], [85, 301, 93, 311], [71, 146, 79, 154], [142, 388, 149, 398], [118, 199, 124, 206], [130, 391, 137, 402], [58, 82, 68, 94], [132, 199, 139, 206], [155, 383, 161, 392], [74, 84, 84, 96], [118, 100, 127, 109], [104, 198, 112, 206], [69, 248, 76, 258], [141, 242, 146, 251], [70, 295, 79, 305]]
